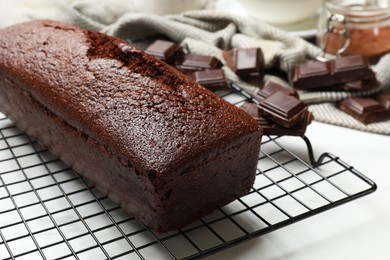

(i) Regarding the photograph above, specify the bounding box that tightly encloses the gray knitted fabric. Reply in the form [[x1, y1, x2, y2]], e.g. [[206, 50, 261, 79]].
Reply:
[[1, 0, 389, 134]]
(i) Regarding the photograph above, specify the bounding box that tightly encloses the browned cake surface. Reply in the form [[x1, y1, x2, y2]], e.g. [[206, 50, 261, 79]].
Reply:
[[0, 20, 262, 232]]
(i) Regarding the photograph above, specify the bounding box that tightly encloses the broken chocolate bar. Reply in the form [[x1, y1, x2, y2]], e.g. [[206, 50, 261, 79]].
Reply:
[[144, 40, 184, 65], [176, 53, 222, 72], [339, 96, 390, 124], [191, 69, 228, 91], [293, 55, 376, 91], [259, 91, 309, 128]]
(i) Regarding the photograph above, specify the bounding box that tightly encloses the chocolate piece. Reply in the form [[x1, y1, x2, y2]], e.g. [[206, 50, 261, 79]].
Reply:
[[293, 55, 376, 91], [313, 79, 380, 92], [191, 69, 228, 91], [176, 53, 222, 72], [223, 48, 264, 85], [240, 74, 264, 88], [339, 97, 390, 124], [293, 60, 333, 90], [259, 111, 313, 137], [240, 102, 313, 136], [332, 55, 374, 81], [144, 40, 184, 64], [253, 81, 298, 102], [374, 90, 390, 109], [241, 102, 261, 120], [233, 48, 264, 76], [259, 92, 308, 128]]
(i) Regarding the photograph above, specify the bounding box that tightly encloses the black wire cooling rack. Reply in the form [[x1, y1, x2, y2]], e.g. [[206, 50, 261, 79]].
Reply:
[[0, 85, 377, 260]]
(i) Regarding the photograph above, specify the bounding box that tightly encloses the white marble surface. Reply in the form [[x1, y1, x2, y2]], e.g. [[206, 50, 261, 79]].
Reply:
[[206, 121, 390, 259]]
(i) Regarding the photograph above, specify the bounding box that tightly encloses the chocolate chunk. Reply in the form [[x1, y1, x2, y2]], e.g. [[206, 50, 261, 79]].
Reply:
[[293, 55, 376, 91], [145, 40, 184, 64], [259, 91, 308, 128], [339, 97, 390, 124], [223, 48, 264, 85], [253, 81, 298, 102], [240, 74, 264, 88], [176, 53, 222, 72], [240, 102, 261, 120], [260, 111, 313, 137], [308, 79, 380, 92], [374, 90, 390, 109], [331, 55, 374, 81], [293, 60, 333, 90], [191, 69, 228, 91], [233, 48, 264, 76], [240, 102, 313, 136]]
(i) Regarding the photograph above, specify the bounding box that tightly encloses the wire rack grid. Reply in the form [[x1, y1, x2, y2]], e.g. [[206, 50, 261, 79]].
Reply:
[[0, 85, 377, 260]]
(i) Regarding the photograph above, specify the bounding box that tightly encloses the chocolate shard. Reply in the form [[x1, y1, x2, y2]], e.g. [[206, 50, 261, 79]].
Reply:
[[240, 102, 261, 120], [176, 53, 222, 72], [191, 69, 228, 91], [312, 79, 380, 92], [293, 60, 334, 90], [259, 91, 308, 128], [253, 81, 298, 102], [233, 48, 264, 76], [240, 102, 313, 136], [374, 90, 390, 109], [331, 55, 375, 82], [339, 96, 390, 124], [293, 55, 376, 91], [223, 48, 265, 86], [144, 40, 184, 64]]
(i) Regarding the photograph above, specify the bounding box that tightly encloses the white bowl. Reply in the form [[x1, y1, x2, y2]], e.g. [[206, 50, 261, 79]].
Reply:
[[238, 0, 322, 25], [132, 0, 211, 14]]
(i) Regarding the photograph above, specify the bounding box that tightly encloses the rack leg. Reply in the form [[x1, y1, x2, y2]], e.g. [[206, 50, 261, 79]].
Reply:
[[301, 136, 330, 168]]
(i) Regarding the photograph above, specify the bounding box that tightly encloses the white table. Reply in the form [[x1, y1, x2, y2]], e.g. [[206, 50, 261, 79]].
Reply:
[[207, 121, 390, 260]]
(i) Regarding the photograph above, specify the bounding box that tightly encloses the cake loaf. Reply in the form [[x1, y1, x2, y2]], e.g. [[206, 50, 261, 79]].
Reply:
[[0, 20, 262, 232]]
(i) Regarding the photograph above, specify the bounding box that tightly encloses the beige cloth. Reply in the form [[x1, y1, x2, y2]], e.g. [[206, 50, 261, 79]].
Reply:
[[1, 0, 389, 134]]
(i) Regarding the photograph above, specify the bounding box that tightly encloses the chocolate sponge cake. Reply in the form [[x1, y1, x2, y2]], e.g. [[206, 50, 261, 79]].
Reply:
[[0, 20, 262, 232]]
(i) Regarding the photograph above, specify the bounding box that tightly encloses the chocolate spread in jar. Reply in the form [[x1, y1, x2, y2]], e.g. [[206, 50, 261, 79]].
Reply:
[[318, 1, 390, 60]]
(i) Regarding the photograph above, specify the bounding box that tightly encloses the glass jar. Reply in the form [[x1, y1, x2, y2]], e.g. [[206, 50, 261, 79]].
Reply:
[[318, 0, 390, 59]]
